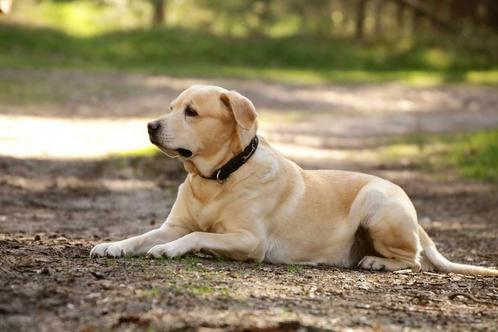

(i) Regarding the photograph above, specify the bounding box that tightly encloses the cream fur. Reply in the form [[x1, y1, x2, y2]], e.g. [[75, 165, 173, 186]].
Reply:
[[90, 85, 498, 276]]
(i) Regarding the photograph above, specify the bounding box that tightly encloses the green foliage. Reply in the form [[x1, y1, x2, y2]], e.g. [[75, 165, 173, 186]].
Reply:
[[1, 23, 497, 85], [286, 264, 302, 273], [449, 130, 498, 182], [7, 0, 151, 36], [384, 130, 498, 182]]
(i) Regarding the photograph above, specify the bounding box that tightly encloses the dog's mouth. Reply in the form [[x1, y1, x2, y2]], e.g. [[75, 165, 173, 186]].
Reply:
[[157, 147, 192, 159], [157, 146, 193, 159], [175, 148, 193, 158], [149, 137, 193, 159], [149, 135, 159, 146]]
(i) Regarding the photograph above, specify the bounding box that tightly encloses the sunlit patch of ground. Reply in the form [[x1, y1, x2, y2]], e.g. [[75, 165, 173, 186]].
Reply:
[[0, 115, 151, 159], [1, 112, 496, 176], [1, 70, 498, 164]]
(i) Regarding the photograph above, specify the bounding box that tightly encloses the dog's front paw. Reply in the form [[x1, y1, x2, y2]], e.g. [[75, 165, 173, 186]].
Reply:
[[90, 242, 128, 258], [147, 243, 186, 258]]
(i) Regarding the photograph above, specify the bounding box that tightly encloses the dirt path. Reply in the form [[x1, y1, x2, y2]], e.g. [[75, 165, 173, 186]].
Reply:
[[2, 69, 498, 160], [1, 69, 497, 331]]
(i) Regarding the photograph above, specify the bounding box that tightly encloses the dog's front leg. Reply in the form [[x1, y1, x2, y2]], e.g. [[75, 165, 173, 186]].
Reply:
[[90, 224, 190, 258], [147, 231, 260, 260]]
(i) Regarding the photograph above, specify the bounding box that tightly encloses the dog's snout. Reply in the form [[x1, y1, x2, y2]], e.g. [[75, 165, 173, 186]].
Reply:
[[147, 121, 161, 134]]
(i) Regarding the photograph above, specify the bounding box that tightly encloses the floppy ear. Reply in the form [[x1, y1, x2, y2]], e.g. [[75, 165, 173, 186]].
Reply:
[[220, 90, 258, 130]]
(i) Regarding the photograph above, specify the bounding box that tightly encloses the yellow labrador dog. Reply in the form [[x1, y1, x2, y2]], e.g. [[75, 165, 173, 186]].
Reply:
[[91, 85, 498, 276]]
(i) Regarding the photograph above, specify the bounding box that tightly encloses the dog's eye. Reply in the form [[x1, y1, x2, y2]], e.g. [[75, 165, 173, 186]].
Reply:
[[184, 106, 198, 117]]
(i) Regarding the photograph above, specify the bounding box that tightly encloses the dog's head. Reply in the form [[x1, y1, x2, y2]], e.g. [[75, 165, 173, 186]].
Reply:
[[147, 85, 258, 175]]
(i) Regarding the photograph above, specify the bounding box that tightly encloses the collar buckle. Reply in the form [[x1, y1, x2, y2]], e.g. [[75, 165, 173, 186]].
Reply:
[[216, 169, 226, 184], [241, 141, 257, 162], [203, 135, 258, 184]]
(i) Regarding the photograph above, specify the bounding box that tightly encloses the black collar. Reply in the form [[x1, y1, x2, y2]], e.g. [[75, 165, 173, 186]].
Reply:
[[202, 136, 259, 183]]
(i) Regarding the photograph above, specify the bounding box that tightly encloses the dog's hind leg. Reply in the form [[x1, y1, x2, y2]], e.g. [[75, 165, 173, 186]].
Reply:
[[351, 182, 421, 272], [359, 204, 421, 271]]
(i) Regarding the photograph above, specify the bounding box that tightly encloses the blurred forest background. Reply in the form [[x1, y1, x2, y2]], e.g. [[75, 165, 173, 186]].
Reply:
[[1, 0, 498, 85]]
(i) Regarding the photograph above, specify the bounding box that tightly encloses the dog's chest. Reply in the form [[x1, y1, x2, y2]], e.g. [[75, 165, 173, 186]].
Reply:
[[188, 196, 226, 232]]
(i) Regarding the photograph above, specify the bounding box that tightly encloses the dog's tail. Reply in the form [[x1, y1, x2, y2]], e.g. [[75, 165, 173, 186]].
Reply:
[[418, 225, 498, 276]]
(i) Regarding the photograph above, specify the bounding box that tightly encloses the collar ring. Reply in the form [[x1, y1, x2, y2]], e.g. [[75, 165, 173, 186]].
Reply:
[[216, 169, 225, 184]]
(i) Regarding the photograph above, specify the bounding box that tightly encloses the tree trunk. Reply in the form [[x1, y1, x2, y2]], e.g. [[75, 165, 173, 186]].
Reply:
[[373, 0, 385, 36], [396, 1, 406, 34], [355, 0, 368, 40], [450, 0, 479, 23], [483, 0, 498, 31], [411, 11, 423, 36], [152, 0, 166, 27], [393, 0, 459, 33]]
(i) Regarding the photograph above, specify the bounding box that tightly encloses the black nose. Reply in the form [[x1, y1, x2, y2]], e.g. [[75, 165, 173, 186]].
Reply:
[[147, 121, 161, 134]]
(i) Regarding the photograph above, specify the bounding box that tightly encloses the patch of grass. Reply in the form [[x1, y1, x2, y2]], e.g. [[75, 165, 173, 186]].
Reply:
[[117, 146, 159, 158], [286, 264, 302, 273], [1, 23, 497, 86], [449, 130, 498, 181], [101, 258, 115, 267], [141, 287, 161, 300], [189, 285, 214, 296], [382, 130, 498, 182], [165, 281, 184, 295], [182, 255, 202, 269], [165, 280, 223, 299], [218, 287, 232, 300]]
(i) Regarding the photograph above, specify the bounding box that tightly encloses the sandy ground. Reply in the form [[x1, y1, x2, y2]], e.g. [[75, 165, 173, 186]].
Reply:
[[0, 69, 497, 331]]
